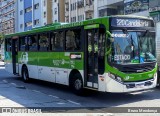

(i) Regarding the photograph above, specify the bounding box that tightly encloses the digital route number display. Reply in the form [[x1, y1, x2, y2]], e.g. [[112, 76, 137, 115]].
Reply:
[[111, 18, 153, 27]]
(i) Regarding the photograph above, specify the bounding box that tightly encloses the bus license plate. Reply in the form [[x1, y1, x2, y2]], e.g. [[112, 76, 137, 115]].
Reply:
[[136, 83, 144, 88]]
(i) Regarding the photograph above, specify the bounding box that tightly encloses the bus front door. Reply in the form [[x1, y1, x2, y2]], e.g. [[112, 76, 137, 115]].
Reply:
[[85, 27, 105, 89], [12, 38, 18, 74], [85, 29, 99, 88]]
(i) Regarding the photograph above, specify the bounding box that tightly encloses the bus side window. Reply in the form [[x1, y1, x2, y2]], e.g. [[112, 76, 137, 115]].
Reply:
[[28, 35, 38, 51], [54, 31, 64, 51], [20, 36, 28, 51], [65, 29, 81, 51], [50, 32, 55, 51], [39, 33, 49, 51]]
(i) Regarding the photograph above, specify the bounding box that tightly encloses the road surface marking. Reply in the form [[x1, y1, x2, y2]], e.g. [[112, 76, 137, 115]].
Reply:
[[11, 83, 17, 86], [32, 90, 41, 93], [67, 100, 81, 105], [57, 102, 66, 105], [0, 67, 5, 69], [2, 80, 8, 83], [48, 95, 59, 99]]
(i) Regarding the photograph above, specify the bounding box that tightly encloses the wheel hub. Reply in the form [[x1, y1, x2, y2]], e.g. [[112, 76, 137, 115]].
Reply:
[[74, 79, 82, 90]]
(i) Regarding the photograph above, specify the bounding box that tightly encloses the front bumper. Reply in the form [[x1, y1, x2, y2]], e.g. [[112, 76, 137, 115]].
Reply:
[[105, 73, 157, 93]]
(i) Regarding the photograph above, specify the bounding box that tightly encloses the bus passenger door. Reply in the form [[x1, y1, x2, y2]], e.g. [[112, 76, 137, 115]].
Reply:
[[85, 28, 99, 88], [85, 26, 105, 89], [12, 37, 19, 74]]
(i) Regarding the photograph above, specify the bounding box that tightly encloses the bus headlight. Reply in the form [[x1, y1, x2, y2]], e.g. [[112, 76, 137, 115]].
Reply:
[[108, 73, 123, 83], [154, 73, 157, 80], [117, 77, 122, 82], [108, 73, 115, 79]]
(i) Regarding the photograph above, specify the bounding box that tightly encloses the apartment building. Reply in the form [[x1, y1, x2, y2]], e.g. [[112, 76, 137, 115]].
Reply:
[[52, 0, 65, 23], [94, 0, 124, 18], [16, 0, 52, 32], [0, 0, 15, 34], [149, 0, 160, 22], [65, 0, 94, 23]]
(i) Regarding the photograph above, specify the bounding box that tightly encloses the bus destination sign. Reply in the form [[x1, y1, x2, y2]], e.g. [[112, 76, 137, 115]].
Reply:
[[111, 18, 153, 27]]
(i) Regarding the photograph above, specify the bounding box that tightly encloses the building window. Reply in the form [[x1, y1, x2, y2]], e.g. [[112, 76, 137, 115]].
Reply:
[[71, 4, 72, 11], [72, 17, 76, 22], [20, 10, 23, 15], [55, 20, 57, 22], [54, 8, 57, 14], [25, 7, 32, 13], [44, 12, 46, 18], [25, 22, 32, 27], [34, 19, 39, 25], [55, 0, 57, 2], [44, 0, 46, 6], [20, 24, 23, 28], [34, 3, 39, 9], [73, 3, 74, 10]]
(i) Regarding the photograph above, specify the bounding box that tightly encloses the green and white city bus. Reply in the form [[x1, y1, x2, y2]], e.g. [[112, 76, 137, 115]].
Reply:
[[4, 15, 158, 94]]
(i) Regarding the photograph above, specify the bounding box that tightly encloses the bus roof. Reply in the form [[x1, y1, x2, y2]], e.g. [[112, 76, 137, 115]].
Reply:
[[5, 15, 153, 38]]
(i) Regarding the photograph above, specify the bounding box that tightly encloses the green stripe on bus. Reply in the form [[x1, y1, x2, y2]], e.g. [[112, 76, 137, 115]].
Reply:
[[84, 24, 99, 30]]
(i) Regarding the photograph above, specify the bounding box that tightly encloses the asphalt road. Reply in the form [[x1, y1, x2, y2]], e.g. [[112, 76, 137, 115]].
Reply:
[[0, 62, 160, 116]]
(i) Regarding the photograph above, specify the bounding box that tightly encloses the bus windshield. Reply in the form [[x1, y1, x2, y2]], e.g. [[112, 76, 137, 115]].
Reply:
[[108, 31, 156, 64]]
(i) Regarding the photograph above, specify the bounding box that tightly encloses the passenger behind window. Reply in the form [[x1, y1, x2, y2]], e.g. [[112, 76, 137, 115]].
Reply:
[[28, 36, 37, 51], [39, 35, 49, 51], [66, 30, 76, 50], [55, 32, 64, 50], [20, 37, 28, 51]]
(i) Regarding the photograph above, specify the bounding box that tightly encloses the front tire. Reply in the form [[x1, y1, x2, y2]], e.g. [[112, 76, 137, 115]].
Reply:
[[71, 74, 84, 95], [22, 66, 29, 83]]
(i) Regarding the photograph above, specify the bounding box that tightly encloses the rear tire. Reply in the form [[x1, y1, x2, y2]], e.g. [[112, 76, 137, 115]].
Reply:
[[22, 66, 29, 83], [70, 74, 84, 95]]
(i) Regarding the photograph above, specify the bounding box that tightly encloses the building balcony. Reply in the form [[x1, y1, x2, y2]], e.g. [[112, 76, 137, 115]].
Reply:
[[65, 11, 69, 17], [65, 7, 69, 12], [85, 4, 94, 12], [0, 0, 14, 10]]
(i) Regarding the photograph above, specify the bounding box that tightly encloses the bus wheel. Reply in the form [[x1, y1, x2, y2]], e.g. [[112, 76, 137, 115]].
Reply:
[[22, 66, 29, 83], [71, 74, 84, 95]]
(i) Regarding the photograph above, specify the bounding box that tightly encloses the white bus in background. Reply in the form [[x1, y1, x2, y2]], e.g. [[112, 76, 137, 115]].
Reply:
[[0, 41, 5, 61]]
